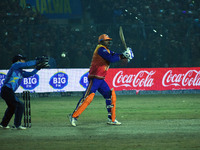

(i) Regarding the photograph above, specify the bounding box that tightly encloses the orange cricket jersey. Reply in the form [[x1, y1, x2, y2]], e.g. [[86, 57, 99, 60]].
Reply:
[[88, 44, 110, 79]]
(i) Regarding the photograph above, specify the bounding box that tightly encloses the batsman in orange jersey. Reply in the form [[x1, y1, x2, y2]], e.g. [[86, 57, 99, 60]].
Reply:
[[68, 34, 134, 126]]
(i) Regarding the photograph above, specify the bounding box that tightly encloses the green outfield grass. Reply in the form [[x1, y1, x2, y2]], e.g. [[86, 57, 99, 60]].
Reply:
[[0, 94, 200, 150]]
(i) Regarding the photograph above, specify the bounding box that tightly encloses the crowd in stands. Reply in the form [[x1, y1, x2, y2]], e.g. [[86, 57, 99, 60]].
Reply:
[[0, 0, 199, 69]]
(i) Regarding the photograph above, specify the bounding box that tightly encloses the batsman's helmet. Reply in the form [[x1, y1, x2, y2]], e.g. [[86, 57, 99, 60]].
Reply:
[[98, 34, 112, 43], [12, 54, 26, 63]]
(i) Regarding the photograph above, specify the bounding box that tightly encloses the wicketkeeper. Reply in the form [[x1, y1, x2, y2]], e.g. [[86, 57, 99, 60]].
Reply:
[[68, 34, 134, 126], [0, 54, 49, 129]]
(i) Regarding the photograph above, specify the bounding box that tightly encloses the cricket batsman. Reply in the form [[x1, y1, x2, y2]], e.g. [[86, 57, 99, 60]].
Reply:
[[68, 34, 134, 126], [0, 54, 49, 129]]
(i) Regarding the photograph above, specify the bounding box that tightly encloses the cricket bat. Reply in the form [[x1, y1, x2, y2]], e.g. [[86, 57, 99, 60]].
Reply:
[[119, 26, 127, 50]]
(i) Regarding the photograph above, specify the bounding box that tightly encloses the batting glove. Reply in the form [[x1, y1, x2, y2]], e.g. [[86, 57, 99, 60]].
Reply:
[[123, 47, 134, 60]]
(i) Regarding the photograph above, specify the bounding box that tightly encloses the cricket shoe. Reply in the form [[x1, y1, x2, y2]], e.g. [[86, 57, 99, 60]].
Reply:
[[107, 118, 121, 125], [0, 124, 10, 129], [12, 125, 27, 130], [68, 114, 77, 127]]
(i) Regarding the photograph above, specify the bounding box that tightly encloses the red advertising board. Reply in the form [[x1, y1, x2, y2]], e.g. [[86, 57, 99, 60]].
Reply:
[[105, 67, 200, 91]]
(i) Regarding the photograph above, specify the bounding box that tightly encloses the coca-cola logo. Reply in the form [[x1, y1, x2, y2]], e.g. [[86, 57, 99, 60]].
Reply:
[[162, 70, 200, 87], [113, 70, 155, 88]]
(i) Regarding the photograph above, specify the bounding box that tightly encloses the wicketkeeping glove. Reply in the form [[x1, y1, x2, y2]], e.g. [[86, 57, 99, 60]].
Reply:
[[36, 61, 50, 70], [35, 56, 50, 70], [122, 47, 134, 60], [36, 56, 48, 64]]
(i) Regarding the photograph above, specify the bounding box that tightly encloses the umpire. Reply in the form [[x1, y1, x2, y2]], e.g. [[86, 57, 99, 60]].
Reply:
[[0, 54, 49, 130]]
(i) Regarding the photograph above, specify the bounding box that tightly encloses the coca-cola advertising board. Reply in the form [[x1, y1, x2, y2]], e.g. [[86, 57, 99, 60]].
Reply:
[[0, 68, 200, 93], [105, 67, 200, 91]]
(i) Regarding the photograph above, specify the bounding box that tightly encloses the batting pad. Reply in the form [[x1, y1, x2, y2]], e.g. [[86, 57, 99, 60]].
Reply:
[[111, 88, 116, 122], [72, 93, 95, 118]]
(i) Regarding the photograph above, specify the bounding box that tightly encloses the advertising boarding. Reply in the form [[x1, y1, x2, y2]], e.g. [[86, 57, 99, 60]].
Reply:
[[0, 68, 200, 93]]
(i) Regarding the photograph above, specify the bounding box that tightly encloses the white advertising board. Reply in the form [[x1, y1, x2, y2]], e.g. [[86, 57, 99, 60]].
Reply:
[[0, 69, 89, 93]]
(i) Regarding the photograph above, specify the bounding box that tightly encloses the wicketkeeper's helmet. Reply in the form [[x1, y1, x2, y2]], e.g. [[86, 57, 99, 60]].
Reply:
[[12, 54, 26, 63]]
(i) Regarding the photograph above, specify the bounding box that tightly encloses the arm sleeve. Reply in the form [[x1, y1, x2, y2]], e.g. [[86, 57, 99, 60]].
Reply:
[[12, 60, 37, 70], [98, 47, 121, 63], [21, 69, 38, 78]]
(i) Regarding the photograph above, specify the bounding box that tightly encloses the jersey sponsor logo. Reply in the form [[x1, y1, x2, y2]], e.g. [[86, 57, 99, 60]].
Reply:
[[49, 72, 68, 89], [21, 74, 39, 90], [79, 72, 89, 88], [103, 49, 107, 52], [0, 73, 6, 91]]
